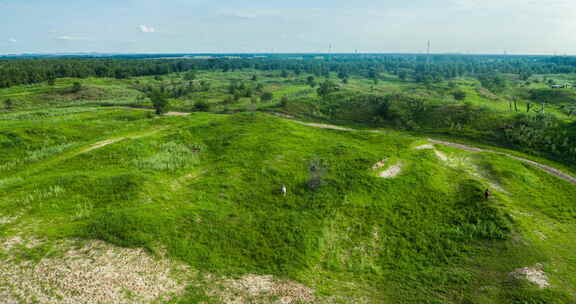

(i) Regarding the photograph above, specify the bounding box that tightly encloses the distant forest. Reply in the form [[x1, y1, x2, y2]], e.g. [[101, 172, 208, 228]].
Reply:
[[2, 54, 576, 88]]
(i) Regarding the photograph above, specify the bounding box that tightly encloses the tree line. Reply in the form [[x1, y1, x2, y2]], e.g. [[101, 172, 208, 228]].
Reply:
[[3, 55, 576, 88]]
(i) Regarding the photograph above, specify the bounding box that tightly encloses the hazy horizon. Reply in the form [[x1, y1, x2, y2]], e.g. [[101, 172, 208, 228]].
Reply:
[[2, 0, 575, 55]]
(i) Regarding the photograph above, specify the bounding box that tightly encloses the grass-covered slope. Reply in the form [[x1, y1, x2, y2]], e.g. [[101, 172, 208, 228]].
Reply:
[[1, 109, 575, 303]]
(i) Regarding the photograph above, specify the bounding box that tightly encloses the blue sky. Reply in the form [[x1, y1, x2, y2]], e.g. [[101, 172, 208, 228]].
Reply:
[[1, 0, 575, 54]]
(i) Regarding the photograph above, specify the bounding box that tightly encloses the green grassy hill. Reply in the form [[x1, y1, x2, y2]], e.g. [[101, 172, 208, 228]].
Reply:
[[1, 108, 575, 303]]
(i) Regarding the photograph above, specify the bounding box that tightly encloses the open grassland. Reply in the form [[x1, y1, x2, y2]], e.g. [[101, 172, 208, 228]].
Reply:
[[1, 105, 576, 303]]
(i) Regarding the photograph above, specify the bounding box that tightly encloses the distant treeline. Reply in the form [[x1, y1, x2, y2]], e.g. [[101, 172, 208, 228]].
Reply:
[[2, 55, 576, 88]]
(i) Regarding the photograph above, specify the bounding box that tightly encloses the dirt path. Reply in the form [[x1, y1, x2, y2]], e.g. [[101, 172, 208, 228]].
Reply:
[[164, 112, 191, 116], [82, 138, 125, 153], [79, 129, 163, 154], [274, 115, 576, 185], [293, 121, 356, 131], [428, 139, 576, 185]]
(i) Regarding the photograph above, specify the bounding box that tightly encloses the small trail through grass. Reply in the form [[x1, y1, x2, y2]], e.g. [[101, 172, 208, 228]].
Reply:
[[79, 129, 164, 154], [428, 139, 576, 185], [13, 126, 167, 180]]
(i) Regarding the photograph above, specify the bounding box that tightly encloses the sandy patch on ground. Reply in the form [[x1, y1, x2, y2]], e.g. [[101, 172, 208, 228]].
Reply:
[[218, 274, 315, 304], [0, 238, 188, 303], [414, 144, 434, 150], [297, 122, 355, 131], [434, 150, 448, 162], [509, 264, 549, 288], [372, 159, 403, 178], [414, 143, 448, 162], [164, 112, 191, 116], [379, 162, 403, 178], [0, 235, 317, 304], [82, 138, 125, 153], [271, 112, 295, 119]]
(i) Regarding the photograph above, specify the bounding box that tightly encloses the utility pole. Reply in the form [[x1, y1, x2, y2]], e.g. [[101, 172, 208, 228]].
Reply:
[[426, 40, 431, 70]]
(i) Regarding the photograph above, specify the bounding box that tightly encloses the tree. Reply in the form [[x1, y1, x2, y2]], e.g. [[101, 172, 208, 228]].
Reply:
[[251, 75, 258, 81], [368, 69, 379, 83], [452, 90, 467, 101], [148, 90, 169, 115], [306, 76, 316, 88], [398, 70, 408, 81], [71, 82, 82, 93], [193, 101, 210, 112], [261, 92, 274, 102], [478, 74, 507, 93], [223, 95, 235, 105], [233, 92, 242, 102], [200, 80, 211, 91], [317, 80, 339, 97], [228, 81, 238, 94], [3, 99, 13, 111], [183, 71, 196, 81], [280, 96, 289, 107]]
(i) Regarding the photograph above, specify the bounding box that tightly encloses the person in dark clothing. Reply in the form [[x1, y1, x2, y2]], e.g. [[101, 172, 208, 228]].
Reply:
[[484, 189, 490, 200]]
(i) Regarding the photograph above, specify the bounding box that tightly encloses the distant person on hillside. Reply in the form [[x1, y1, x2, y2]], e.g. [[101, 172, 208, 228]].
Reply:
[[281, 184, 287, 196], [484, 189, 490, 200]]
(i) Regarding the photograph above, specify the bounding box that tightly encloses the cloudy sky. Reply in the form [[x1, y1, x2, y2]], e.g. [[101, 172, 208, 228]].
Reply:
[[1, 0, 575, 54]]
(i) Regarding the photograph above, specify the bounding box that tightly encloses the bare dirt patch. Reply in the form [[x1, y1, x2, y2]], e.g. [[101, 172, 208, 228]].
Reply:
[[0, 239, 188, 303], [414, 144, 434, 150], [218, 274, 315, 304], [434, 150, 448, 162], [509, 264, 549, 288], [414, 143, 449, 162], [82, 138, 125, 153], [271, 112, 295, 119], [296, 122, 355, 131], [164, 112, 191, 116], [379, 162, 403, 178]]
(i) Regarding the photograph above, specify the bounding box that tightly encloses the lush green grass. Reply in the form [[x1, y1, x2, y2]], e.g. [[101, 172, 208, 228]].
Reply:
[[1, 70, 576, 302], [1, 105, 575, 303]]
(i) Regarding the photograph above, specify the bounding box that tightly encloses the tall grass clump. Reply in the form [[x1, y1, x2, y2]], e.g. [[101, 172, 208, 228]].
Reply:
[[26, 143, 76, 162], [133, 141, 202, 172]]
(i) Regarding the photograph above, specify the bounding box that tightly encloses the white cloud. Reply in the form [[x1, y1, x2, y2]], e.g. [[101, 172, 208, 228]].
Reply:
[[8, 38, 17, 43], [218, 9, 279, 19], [451, 0, 574, 12], [56, 36, 87, 41], [139, 25, 156, 33]]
